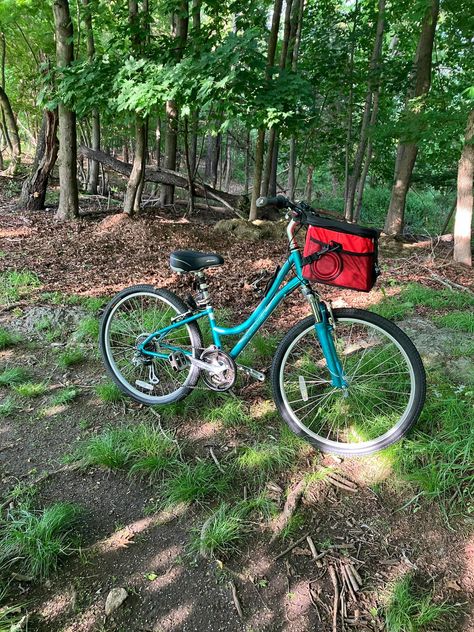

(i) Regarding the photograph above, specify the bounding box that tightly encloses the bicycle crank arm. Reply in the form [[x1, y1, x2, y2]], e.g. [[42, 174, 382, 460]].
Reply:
[[236, 364, 266, 382], [188, 357, 228, 373]]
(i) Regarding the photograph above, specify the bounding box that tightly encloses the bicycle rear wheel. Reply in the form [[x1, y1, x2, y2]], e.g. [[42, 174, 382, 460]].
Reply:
[[99, 285, 203, 405], [272, 308, 426, 456]]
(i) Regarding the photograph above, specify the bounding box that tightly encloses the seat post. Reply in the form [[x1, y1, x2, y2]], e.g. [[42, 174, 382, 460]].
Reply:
[[195, 271, 211, 307]]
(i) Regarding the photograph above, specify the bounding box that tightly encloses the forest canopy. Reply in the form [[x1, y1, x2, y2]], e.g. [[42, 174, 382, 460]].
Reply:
[[0, 0, 473, 262]]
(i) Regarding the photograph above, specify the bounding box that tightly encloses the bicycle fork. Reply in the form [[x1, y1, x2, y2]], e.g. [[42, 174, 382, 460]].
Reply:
[[303, 288, 347, 389]]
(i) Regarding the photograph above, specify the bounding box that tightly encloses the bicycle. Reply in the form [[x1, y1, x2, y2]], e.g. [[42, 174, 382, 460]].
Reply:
[[99, 195, 426, 456]]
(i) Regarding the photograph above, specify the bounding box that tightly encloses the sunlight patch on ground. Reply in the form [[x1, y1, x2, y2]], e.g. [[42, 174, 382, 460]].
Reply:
[[154, 602, 192, 631], [184, 420, 221, 440], [146, 564, 183, 593], [39, 404, 68, 418], [347, 451, 395, 486], [91, 507, 187, 555], [37, 588, 75, 621]]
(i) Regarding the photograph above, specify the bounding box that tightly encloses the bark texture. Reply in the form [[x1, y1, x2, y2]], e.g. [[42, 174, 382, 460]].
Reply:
[[384, 0, 439, 235], [0, 86, 21, 174], [53, 0, 79, 220], [20, 109, 59, 210], [83, 0, 100, 194], [454, 110, 474, 267]]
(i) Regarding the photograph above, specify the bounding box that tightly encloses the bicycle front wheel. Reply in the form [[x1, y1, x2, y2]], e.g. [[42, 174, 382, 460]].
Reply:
[[272, 309, 426, 456], [100, 285, 203, 405]]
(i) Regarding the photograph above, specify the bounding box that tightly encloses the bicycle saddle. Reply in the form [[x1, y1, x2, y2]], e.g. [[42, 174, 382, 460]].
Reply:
[[170, 250, 224, 273]]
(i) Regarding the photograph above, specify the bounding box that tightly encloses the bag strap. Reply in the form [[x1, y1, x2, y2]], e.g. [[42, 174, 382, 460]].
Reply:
[[301, 241, 342, 267]]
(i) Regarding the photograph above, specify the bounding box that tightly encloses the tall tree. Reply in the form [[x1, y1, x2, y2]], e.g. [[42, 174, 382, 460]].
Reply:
[[249, 0, 284, 220], [384, 0, 439, 236], [123, 0, 148, 215], [344, 0, 385, 222], [0, 86, 20, 174], [83, 0, 100, 195], [53, 0, 79, 220], [160, 0, 189, 206], [453, 109, 474, 266]]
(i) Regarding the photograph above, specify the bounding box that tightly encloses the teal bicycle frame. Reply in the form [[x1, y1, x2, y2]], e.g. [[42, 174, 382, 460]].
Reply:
[[138, 237, 347, 389]]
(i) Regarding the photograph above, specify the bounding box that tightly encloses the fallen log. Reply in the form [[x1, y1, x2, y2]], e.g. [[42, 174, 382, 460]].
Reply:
[[78, 146, 241, 211]]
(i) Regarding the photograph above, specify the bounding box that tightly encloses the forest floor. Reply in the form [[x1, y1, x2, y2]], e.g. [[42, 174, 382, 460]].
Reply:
[[0, 187, 473, 632]]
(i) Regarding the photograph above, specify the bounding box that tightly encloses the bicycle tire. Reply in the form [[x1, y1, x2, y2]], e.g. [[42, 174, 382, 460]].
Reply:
[[99, 285, 203, 405], [271, 308, 426, 456]]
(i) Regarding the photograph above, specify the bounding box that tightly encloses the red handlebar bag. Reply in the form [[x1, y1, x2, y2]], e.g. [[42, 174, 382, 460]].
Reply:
[[302, 216, 380, 292]]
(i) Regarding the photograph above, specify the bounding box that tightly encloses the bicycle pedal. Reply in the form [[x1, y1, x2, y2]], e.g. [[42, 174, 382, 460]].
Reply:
[[169, 351, 187, 371]]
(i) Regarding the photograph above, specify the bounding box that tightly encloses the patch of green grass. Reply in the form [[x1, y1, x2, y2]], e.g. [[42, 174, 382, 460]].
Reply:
[[94, 381, 124, 403], [0, 396, 20, 416], [34, 317, 53, 332], [159, 389, 225, 422], [0, 501, 81, 580], [42, 292, 107, 313], [236, 429, 302, 479], [384, 573, 458, 632], [12, 382, 47, 398], [238, 333, 279, 366], [391, 374, 474, 515], [433, 311, 474, 333], [0, 367, 30, 387], [0, 328, 22, 350], [51, 387, 80, 406], [74, 424, 180, 479], [0, 269, 40, 304], [75, 317, 99, 341], [371, 283, 474, 320], [57, 348, 86, 368], [161, 460, 232, 506], [205, 398, 253, 427], [192, 494, 275, 558]]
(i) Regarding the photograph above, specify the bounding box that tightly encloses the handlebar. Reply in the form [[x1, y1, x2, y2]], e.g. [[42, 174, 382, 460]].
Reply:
[[256, 195, 319, 224]]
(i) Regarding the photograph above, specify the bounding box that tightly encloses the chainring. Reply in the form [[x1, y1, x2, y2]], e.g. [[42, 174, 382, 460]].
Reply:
[[200, 347, 236, 391]]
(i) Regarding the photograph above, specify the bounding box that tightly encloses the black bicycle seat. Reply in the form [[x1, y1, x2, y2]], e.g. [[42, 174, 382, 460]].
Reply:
[[170, 250, 224, 273]]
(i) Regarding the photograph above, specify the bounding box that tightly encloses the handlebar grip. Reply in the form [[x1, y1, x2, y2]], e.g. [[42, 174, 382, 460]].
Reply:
[[256, 195, 289, 209]]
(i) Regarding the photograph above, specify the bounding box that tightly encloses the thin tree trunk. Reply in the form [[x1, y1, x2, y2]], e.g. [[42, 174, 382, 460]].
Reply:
[[250, 0, 283, 220], [287, 0, 304, 200], [83, 0, 100, 194], [53, 0, 79, 220], [385, 0, 439, 235], [354, 89, 380, 222], [344, 0, 384, 221], [183, 116, 195, 213], [124, 117, 147, 214], [189, 0, 200, 176], [304, 165, 314, 202], [211, 132, 221, 189], [454, 110, 474, 266], [224, 133, 232, 192], [244, 130, 250, 196], [20, 109, 59, 210], [343, 0, 359, 211], [160, 1, 188, 205], [0, 87, 21, 175], [155, 117, 161, 166]]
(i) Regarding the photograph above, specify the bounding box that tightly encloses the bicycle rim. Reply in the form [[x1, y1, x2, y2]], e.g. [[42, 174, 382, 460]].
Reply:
[[103, 291, 198, 404], [278, 316, 417, 451]]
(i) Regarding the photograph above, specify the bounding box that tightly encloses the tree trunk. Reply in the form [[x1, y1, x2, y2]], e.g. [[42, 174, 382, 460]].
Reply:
[[160, 1, 188, 206], [288, 138, 296, 199], [287, 0, 304, 200], [454, 110, 474, 266], [384, 0, 439, 235], [0, 87, 21, 175], [304, 165, 314, 202], [344, 0, 384, 222], [249, 0, 283, 220], [224, 133, 232, 192], [354, 89, 380, 222], [244, 130, 250, 196], [53, 0, 79, 220], [124, 117, 147, 214], [189, 0, 201, 177], [20, 109, 59, 210], [83, 0, 100, 194]]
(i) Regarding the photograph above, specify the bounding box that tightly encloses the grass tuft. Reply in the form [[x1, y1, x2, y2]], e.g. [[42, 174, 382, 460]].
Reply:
[[95, 381, 124, 403], [57, 348, 86, 368], [75, 317, 99, 341], [193, 493, 275, 558], [74, 424, 180, 479], [384, 573, 458, 632], [0, 396, 20, 416], [0, 328, 22, 350], [0, 367, 30, 387], [51, 386, 80, 406], [0, 269, 40, 305], [12, 382, 47, 398], [205, 398, 253, 427], [236, 429, 302, 479], [161, 460, 232, 506], [433, 311, 474, 333], [0, 501, 81, 579]]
